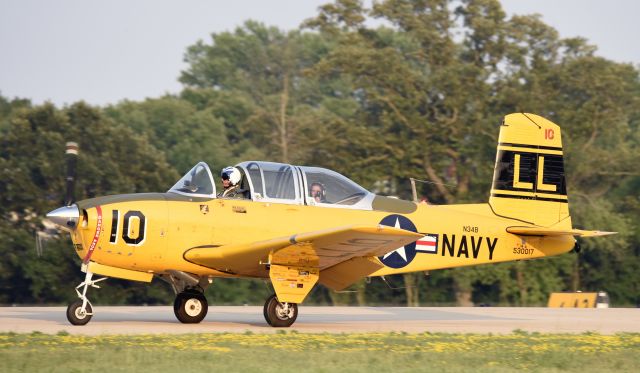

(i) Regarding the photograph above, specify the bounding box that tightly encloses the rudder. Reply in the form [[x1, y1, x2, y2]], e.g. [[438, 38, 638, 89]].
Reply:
[[489, 113, 571, 228]]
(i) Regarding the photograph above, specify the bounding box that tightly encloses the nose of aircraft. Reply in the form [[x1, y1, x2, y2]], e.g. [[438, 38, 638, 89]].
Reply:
[[46, 204, 80, 231]]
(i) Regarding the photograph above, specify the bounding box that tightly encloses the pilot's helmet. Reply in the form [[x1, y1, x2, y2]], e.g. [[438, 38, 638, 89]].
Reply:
[[221, 166, 242, 186]]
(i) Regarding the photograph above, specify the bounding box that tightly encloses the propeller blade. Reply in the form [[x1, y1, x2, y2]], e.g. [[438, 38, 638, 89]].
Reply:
[[64, 142, 79, 206], [35, 231, 45, 257]]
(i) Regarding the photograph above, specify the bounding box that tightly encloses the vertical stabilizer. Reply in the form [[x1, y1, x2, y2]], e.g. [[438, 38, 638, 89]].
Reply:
[[489, 113, 571, 228]]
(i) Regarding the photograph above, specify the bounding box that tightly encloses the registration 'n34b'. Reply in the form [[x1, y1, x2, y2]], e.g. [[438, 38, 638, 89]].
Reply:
[[46, 113, 615, 327]]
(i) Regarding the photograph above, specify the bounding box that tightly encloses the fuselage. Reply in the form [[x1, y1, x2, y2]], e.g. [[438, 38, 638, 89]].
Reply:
[[70, 192, 575, 280]]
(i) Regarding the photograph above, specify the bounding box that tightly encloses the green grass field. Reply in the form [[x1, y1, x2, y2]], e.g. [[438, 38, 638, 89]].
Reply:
[[1, 331, 638, 372]]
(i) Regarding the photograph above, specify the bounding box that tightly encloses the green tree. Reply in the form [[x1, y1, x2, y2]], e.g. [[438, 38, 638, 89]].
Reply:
[[106, 96, 232, 173], [180, 20, 343, 166], [0, 102, 179, 304]]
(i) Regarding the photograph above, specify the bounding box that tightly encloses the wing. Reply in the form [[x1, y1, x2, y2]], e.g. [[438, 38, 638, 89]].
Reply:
[[507, 226, 617, 237], [184, 225, 422, 275]]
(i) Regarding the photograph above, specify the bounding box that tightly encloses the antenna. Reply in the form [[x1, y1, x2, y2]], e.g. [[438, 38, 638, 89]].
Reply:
[[409, 177, 457, 202]]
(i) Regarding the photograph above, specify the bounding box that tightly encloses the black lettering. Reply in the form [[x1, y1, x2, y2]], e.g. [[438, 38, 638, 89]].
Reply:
[[109, 210, 119, 244], [122, 210, 146, 245], [457, 236, 469, 258], [471, 236, 482, 259], [493, 150, 568, 195], [486, 237, 498, 260], [442, 234, 455, 257]]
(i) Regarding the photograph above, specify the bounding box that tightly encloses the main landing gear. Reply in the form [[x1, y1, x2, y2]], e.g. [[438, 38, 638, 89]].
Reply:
[[66, 270, 106, 326], [161, 271, 211, 324], [263, 294, 298, 327], [173, 289, 208, 323]]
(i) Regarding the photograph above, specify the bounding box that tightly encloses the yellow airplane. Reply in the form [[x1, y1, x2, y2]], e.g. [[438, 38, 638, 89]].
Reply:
[[46, 113, 614, 327]]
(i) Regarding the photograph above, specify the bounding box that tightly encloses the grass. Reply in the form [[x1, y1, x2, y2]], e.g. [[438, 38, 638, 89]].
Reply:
[[0, 331, 638, 372]]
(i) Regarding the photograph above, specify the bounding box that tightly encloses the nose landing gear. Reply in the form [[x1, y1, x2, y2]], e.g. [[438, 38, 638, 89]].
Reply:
[[263, 294, 298, 327], [66, 270, 106, 326]]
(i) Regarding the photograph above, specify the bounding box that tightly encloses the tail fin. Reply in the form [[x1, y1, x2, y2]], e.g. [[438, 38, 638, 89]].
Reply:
[[489, 113, 570, 228]]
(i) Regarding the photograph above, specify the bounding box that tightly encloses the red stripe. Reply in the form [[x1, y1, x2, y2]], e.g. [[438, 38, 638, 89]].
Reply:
[[416, 240, 436, 247], [83, 205, 102, 264]]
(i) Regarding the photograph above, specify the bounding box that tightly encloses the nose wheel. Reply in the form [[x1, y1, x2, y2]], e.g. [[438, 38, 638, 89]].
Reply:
[[66, 299, 93, 325], [263, 294, 298, 327], [173, 290, 208, 323]]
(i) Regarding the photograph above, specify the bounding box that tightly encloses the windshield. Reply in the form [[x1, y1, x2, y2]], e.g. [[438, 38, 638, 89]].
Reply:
[[168, 162, 216, 198]]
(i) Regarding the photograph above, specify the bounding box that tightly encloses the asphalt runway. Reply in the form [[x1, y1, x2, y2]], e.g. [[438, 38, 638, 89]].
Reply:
[[1, 306, 638, 334]]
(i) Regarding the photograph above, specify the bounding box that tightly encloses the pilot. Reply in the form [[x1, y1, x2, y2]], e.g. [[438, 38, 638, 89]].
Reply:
[[310, 182, 327, 203], [218, 166, 243, 198]]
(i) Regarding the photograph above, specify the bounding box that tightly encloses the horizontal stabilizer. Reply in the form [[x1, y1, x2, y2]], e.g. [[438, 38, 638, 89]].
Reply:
[[507, 226, 617, 237]]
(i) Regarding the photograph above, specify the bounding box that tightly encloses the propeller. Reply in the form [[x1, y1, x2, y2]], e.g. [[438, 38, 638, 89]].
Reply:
[[64, 142, 79, 206], [48, 141, 80, 229], [37, 142, 80, 256]]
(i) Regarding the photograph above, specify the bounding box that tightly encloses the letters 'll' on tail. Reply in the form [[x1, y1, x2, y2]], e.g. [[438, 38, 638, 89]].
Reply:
[[489, 113, 570, 228]]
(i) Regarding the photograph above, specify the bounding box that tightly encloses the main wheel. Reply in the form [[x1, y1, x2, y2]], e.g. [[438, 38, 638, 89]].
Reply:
[[66, 299, 93, 326], [263, 294, 298, 327], [173, 290, 208, 324]]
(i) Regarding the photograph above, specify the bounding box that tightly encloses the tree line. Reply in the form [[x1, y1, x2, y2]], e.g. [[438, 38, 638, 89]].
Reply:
[[1, 0, 638, 307]]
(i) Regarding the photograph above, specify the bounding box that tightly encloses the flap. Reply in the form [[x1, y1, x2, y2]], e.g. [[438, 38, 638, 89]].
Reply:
[[507, 226, 617, 237], [184, 225, 422, 275], [319, 256, 383, 291]]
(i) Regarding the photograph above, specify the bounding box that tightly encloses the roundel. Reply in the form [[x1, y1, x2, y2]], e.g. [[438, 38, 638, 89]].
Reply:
[[377, 214, 418, 268]]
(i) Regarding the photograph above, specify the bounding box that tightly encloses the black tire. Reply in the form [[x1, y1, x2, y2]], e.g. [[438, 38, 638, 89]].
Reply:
[[173, 291, 208, 324], [263, 296, 273, 326], [263, 294, 298, 327], [66, 299, 93, 326]]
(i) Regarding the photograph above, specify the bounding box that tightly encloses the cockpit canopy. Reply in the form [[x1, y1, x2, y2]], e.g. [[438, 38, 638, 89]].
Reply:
[[168, 161, 374, 209], [297, 166, 368, 206], [239, 161, 372, 208], [168, 162, 216, 198]]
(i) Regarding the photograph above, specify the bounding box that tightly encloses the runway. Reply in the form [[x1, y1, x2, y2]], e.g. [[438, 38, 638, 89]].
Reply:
[[1, 306, 638, 334]]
